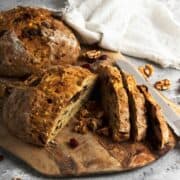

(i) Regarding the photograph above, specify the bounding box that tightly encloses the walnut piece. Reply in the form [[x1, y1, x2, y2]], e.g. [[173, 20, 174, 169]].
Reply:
[[79, 108, 89, 118], [154, 79, 171, 91], [74, 101, 104, 134], [74, 119, 88, 134], [88, 119, 98, 132], [83, 50, 101, 59], [138, 64, 154, 78], [88, 118, 102, 132]]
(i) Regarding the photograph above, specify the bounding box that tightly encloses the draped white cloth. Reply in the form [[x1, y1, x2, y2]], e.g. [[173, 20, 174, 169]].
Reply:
[[63, 0, 180, 69]]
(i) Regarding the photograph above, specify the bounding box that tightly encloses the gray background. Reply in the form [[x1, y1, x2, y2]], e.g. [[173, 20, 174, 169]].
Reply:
[[0, 0, 180, 179]]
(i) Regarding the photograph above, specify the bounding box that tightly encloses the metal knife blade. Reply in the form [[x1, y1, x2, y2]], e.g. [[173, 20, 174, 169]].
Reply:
[[115, 58, 180, 138]]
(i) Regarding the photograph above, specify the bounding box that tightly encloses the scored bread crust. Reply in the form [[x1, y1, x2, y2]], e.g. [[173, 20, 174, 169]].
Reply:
[[138, 85, 169, 149], [121, 72, 147, 142], [0, 6, 80, 77], [2, 65, 97, 146], [99, 65, 130, 142]]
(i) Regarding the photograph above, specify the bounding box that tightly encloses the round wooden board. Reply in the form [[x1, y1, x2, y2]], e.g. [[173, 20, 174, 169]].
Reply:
[[0, 115, 177, 177], [0, 48, 179, 177]]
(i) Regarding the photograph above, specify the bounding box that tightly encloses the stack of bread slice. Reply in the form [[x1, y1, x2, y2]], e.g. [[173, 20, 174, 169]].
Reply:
[[99, 64, 170, 149]]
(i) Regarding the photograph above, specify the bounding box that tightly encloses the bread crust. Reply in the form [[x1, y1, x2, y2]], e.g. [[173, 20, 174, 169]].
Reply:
[[99, 65, 130, 142], [121, 72, 147, 141], [0, 7, 80, 77], [138, 85, 169, 149]]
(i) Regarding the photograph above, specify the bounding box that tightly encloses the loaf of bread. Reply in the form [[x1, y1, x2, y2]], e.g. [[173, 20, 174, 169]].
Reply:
[[99, 65, 130, 142], [2, 65, 97, 146], [121, 72, 147, 141], [138, 85, 169, 149], [0, 7, 80, 77]]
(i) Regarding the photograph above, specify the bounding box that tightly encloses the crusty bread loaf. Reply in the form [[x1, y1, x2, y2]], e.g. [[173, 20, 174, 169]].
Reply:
[[0, 6, 80, 77], [121, 72, 147, 141], [138, 85, 169, 149], [99, 65, 130, 142], [2, 65, 97, 146]]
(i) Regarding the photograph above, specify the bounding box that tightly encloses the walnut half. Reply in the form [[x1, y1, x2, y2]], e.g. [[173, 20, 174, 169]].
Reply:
[[154, 79, 171, 91], [83, 50, 102, 60], [138, 64, 154, 78]]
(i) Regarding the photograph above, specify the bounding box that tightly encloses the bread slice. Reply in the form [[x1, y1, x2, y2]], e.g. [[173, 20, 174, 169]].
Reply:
[[120, 72, 147, 141], [99, 65, 130, 142], [0, 7, 80, 77], [138, 85, 169, 149], [3, 65, 97, 146]]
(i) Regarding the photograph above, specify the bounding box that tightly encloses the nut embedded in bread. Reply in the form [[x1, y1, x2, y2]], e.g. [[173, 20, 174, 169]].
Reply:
[[0, 6, 80, 77], [121, 72, 147, 142], [138, 85, 169, 149], [2, 65, 97, 146], [99, 65, 130, 142]]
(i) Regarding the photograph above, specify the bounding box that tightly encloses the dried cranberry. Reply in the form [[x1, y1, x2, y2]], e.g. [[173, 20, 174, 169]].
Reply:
[[47, 98, 53, 104], [69, 138, 79, 148], [98, 54, 108, 60], [0, 154, 4, 161], [81, 64, 92, 71]]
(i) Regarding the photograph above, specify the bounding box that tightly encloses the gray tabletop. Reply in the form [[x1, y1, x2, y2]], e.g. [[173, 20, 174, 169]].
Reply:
[[0, 0, 180, 180]]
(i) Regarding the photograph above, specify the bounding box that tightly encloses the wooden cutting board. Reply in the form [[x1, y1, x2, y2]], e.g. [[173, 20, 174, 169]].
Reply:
[[0, 49, 179, 177]]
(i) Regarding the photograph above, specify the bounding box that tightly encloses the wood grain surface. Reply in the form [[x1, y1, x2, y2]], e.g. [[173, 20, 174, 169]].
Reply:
[[0, 49, 179, 177]]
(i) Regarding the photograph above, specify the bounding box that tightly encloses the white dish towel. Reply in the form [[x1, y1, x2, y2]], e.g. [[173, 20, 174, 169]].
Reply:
[[62, 0, 180, 69]]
